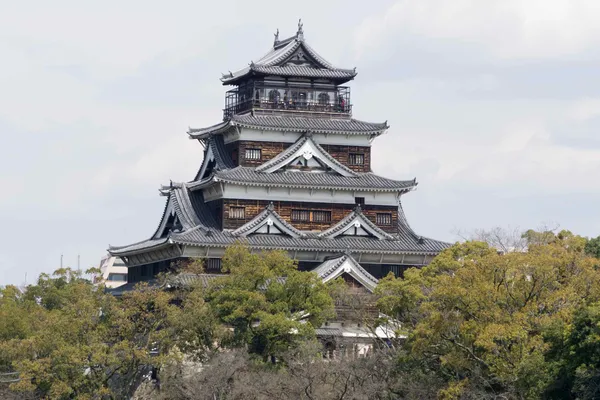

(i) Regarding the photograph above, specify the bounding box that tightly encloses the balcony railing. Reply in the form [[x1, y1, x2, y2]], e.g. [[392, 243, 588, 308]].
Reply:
[[224, 85, 351, 120]]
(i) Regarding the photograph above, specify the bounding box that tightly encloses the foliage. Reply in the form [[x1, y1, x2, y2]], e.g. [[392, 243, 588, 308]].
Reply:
[[585, 235, 600, 259], [0, 269, 211, 399], [207, 243, 334, 360], [379, 231, 600, 399]]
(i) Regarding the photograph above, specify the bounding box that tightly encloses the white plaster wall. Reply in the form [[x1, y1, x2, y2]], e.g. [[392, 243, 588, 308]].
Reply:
[[223, 127, 376, 146], [212, 184, 401, 206]]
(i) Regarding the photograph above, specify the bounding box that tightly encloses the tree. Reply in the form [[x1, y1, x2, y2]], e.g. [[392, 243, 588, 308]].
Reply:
[[0, 268, 211, 399], [585, 235, 600, 259], [206, 243, 334, 360], [379, 238, 600, 399]]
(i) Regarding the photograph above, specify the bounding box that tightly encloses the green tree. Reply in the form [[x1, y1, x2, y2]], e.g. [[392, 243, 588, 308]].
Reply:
[[207, 243, 334, 360], [380, 238, 600, 399], [0, 268, 217, 399], [585, 235, 600, 259]]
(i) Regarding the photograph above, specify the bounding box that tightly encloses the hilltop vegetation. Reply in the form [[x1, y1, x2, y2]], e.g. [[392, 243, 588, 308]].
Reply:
[[1, 232, 600, 399]]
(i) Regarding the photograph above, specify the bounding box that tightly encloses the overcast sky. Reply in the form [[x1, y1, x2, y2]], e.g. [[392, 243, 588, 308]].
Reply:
[[2, 0, 600, 285]]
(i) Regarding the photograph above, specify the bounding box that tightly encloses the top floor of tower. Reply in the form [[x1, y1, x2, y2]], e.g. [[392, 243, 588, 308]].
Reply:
[[221, 20, 357, 121]]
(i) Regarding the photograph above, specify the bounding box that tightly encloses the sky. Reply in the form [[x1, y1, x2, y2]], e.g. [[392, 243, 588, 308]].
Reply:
[[2, 0, 600, 285]]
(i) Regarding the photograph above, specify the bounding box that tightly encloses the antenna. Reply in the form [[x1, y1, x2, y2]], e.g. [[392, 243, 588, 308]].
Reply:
[[60, 254, 63, 269]]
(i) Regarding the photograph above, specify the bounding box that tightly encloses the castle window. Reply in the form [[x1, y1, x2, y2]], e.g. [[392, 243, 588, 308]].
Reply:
[[318, 92, 330, 105], [376, 213, 392, 226], [245, 148, 261, 160], [206, 258, 222, 271], [349, 153, 364, 165], [229, 206, 246, 219], [312, 210, 332, 223], [355, 197, 365, 205], [291, 209, 310, 222]]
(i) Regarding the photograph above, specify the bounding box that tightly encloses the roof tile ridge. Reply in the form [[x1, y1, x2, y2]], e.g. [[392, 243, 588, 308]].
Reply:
[[345, 253, 379, 284], [262, 40, 301, 67], [255, 134, 310, 172], [176, 183, 202, 228], [352, 206, 395, 240], [232, 203, 306, 238], [308, 136, 358, 177], [108, 236, 169, 252], [317, 206, 394, 240]]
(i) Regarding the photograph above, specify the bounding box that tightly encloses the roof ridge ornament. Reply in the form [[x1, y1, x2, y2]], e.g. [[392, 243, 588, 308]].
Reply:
[[297, 18, 304, 40], [274, 28, 280, 45], [267, 202, 275, 211]]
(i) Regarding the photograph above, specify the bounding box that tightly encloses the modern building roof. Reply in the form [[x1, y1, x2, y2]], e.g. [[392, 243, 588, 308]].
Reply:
[[220, 22, 356, 85], [187, 114, 389, 139]]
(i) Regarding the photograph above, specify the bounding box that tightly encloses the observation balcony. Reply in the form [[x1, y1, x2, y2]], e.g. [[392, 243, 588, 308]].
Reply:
[[223, 84, 351, 120]]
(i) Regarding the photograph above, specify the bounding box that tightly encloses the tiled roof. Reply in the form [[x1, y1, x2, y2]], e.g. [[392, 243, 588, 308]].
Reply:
[[187, 114, 388, 139], [255, 133, 358, 177], [171, 225, 449, 255], [315, 327, 343, 336], [250, 65, 355, 79], [109, 237, 170, 254], [318, 206, 395, 240], [188, 167, 416, 193], [232, 203, 306, 238], [193, 135, 236, 181], [221, 33, 356, 85], [313, 254, 379, 292]]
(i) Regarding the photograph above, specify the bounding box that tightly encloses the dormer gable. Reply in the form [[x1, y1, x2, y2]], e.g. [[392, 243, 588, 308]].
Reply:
[[313, 253, 379, 292], [232, 203, 306, 238], [318, 206, 394, 240], [255, 133, 358, 177]]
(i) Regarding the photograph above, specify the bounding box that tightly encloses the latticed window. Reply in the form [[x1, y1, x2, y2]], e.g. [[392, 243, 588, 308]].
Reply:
[[206, 258, 222, 271], [376, 213, 392, 225], [312, 211, 332, 223], [245, 148, 261, 160], [349, 153, 364, 165], [229, 206, 245, 219], [355, 197, 365, 205], [291, 209, 310, 222]]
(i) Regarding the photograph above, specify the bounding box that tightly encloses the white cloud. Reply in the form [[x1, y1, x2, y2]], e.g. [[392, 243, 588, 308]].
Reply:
[[568, 98, 600, 121], [355, 0, 600, 60]]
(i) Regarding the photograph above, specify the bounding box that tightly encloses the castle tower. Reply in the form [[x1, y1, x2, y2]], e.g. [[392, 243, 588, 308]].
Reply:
[[109, 23, 449, 292]]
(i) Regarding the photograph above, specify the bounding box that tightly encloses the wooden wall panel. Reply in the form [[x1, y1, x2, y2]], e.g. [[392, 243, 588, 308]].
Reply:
[[222, 199, 397, 233], [321, 144, 371, 172], [225, 141, 371, 171]]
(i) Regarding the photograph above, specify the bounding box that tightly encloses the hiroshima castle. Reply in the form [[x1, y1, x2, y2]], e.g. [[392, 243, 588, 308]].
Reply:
[[109, 22, 449, 292]]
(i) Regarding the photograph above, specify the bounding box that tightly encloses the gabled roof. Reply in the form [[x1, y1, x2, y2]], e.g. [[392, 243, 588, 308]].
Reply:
[[232, 203, 306, 238], [318, 206, 395, 240], [313, 253, 379, 292], [188, 167, 417, 193], [255, 133, 358, 177], [221, 23, 356, 85], [187, 114, 389, 139]]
